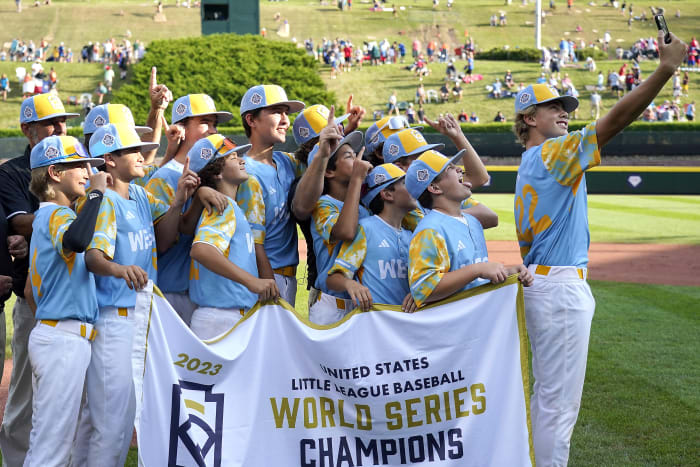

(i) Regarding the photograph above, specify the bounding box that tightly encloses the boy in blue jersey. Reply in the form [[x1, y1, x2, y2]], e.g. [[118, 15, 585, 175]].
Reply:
[[382, 117, 498, 231], [186, 135, 279, 340], [23, 136, 108, 467], [406, 150, 532, 308], [327, 163, 418, 313], [309, 131, 372, 324], [83, 123, 199, 465], [238, 85, 305, 306], [512, 32, 687, 466], [146, 93, 231, 324]]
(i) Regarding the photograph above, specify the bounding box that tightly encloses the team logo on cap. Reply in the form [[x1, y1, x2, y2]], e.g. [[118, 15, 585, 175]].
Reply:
[[94, 115, 106, 127], [374, 173, 387, 185], [250, 93, 263, 105], [23, 106, 33, 119], [200, 147, 213, 161], [410, 130, 425, 143], [44, 146, 59, 159], [519, 93, 531, 104], [388, 144, 400, 156], [102, 134, 115, 147], [176, 103, 187, 115], [417, 169, 429, 182], [298, 127, 310, 139], [317, 106, 329, 118]]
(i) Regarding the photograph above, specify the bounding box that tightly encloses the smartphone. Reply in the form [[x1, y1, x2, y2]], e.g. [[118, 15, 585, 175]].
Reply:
[[654, 14, 672, 44]]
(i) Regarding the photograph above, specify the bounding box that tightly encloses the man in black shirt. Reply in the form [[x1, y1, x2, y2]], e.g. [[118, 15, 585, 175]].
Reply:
[[0, 93, 77, 466], [0, 201, 28, 391]]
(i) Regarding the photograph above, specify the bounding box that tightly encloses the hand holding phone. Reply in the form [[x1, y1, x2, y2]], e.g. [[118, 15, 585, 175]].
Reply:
[[654, 13, 672, 44]]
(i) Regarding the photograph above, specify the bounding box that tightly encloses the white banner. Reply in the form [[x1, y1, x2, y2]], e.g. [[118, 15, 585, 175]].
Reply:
[[132, 277, 533, 467]]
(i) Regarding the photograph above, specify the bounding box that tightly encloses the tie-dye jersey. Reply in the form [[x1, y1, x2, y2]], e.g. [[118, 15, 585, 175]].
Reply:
[[311, 195, 370, 298], [29, 203, 99, 322], [409, 210, 489, 307], [401, 197, 481, 231], [235, 151, 305, 269], [146, 159, 192, 293], [329, 215, 412, 306], [89, 184, 168, 308], [190, 197, 258, 310], [514, 122, 600, 267], [131, 165, 158, 187]]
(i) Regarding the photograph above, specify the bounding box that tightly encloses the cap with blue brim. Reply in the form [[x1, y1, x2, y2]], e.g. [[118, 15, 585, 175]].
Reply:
[[20, 94, 79, 124], [89, 123, 160, 157], [361, 163, 406, 208], [240, 84, 305, 115], [30, 135, 105, 169], [84, 104, 151, 136], [382, 128, 444, 164], [187, 134, 251, 173], [514, 83, 579, 114], [307, 131, 364, 167], [293, 104, 349, 145], [405, 149, 465, 200]]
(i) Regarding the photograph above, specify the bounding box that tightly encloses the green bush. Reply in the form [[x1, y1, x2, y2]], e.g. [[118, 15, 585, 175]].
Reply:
[[477, 48, 541, 62], [575, 49, 609, 61], [112, 34, 335, 126]]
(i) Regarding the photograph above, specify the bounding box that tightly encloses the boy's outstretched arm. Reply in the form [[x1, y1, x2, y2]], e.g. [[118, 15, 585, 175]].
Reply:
[[596, 31, 686, 147]]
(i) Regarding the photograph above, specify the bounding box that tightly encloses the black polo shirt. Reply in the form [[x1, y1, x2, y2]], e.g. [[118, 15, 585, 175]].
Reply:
[[0, 202, 11, 310], [0, 146, 39, 298]]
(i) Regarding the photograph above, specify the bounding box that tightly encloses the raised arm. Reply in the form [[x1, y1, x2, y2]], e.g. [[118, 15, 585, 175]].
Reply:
[[425, 114, 489, 188], [141, 67, 172, 166], [330, 151, 371, 242], [292, 106, 343, 220], [596, 32, 686, 147]]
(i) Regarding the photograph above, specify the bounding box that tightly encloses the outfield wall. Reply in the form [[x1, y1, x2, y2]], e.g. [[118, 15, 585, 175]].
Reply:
[[3, 130, 699, 194]]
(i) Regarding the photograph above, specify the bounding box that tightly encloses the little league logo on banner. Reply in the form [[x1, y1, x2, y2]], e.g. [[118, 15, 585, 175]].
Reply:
[[132, 279, 534, 466]]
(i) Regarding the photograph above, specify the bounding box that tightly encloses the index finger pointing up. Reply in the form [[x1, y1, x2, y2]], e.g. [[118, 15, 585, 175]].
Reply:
[[149, 66, 157, 91]]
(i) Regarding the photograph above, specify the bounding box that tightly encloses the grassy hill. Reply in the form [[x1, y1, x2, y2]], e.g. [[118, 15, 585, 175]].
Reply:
[[0, 0, 698, 129]]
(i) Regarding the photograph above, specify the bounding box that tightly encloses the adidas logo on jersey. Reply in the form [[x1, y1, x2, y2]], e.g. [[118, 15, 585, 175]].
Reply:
[[378, 239, 390, 248], [126, 211, 137, 220], [457, 240, 466, 251]]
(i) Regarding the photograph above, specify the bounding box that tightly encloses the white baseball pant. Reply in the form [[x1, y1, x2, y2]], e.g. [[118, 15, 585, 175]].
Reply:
[[84, 306, 136, 467], [524, 264, 595, 467], [0, 297, 35, 467], [190, 307, 244, 341], [308, 292, 354, 325], [24, 321, 92, 467]]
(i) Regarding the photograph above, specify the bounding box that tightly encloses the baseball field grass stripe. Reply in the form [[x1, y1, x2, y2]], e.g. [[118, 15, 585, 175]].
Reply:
[[569, 280, 700, 466]]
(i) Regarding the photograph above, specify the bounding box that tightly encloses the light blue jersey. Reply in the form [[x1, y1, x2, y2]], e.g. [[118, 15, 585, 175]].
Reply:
[[236, 151, 304, 270], [330, 215, 412, 306], [89, 185, 168, 308], [189, 197, 258, 310], [146, 159, 192, 293], [29, 203, 99, 323], [409, 210, 489, 307], [514, 122, 600, 267], [311, 195, 370, 298]]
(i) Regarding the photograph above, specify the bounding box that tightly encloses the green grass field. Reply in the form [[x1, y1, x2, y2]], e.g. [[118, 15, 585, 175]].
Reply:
[[1, 0, 699, 128]]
